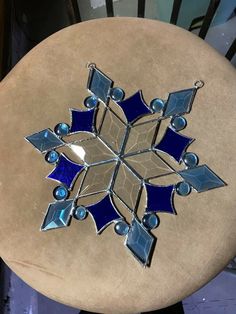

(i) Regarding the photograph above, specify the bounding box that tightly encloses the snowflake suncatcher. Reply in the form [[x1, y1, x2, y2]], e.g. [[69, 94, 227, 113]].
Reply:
[[25, 64, 226, 267]]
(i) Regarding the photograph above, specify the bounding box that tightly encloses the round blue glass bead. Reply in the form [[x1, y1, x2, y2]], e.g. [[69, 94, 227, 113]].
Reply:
[[114, 221, 130, 236], [142, 213, 160, 230], [176, 181, 191, 196], [54, 123, 70, 136], [110, 87, 125, 101], [74, 206, 87, 220], [53, 186, 68, 200], [183, 152, 199, 168], [171, 116, 187, 131], [45, 150, 59, 164], [150, 98, 165, 112], [84, 95, 98, 108]]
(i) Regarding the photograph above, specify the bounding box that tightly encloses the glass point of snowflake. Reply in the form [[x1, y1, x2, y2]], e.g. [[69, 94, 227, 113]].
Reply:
[[25, 64, 226, 267]]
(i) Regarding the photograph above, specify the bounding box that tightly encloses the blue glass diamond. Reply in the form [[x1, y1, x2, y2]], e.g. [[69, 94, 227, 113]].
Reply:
[[125, 218, 155, 266], [88, 67, 113, 103], [155, 127, 194, 162], [163, 88, 196, 117], [47, 154, 83, 189], [117, 91, 152, 124], [41, 199, 73, 231], [145, 184, 176, 214], [86, 195, 122, 234], [70, 109, 95, 134], [178, 165, 226, 192], [25, 129, 64, 153]]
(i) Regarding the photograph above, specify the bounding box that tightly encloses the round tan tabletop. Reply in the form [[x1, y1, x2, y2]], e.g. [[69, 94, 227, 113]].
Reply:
[[0, 17, 236, 314]]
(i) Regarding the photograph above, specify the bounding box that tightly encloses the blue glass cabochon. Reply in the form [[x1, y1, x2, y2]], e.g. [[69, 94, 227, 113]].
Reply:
[[163, 88, 196, 117], [87, 67, 113, 103], [117, 91, 152, 124], [70, 108, 95, 133], [85, 194, 123, 233], [41, 199, 74, 231], [155, 127, 194, 162], [47, 154, 84, 189], [178, 165, 226, 192], [125, 218, 156, 266], [145, 184, 176, 214], [25, 129, 64, 153]]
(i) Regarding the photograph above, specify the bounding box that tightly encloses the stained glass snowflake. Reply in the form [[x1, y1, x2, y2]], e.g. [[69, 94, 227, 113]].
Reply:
[[25, 64, 226, 267]]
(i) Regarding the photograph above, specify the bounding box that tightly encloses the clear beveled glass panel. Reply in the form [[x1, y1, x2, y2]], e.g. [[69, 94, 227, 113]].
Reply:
[[113, 163, 141, 211], [124, 120, 159, 154], [68, 137, 116, 165], [125, 151, 174, 180], [99, 108, 127, 153], [79, 161, 117, 196]]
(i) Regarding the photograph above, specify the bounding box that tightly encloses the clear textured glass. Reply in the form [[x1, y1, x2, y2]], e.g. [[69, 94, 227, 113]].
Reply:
[[125, 151, 173, 180], [80, 161, 117, 196], [99, 108, 127, 153], [124, 120, 159, 154], [113, 163, 141, 211], [69, 137, 116, 165]]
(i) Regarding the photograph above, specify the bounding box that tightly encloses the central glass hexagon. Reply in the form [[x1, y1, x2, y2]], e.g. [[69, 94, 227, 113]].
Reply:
[[66, 104, 173, 214]]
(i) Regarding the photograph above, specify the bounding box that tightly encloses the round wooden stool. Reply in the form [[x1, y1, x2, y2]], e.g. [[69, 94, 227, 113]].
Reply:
[[0, 17, 235, 314]]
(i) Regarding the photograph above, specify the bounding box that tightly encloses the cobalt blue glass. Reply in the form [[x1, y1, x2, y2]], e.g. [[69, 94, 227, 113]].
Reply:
[[70, 109, 95, 133], [86, 195, 122, 233], [125, 218, 155, 266], [41, 199, 73, 231], [26, 129, 64, 153], [163, 88, 196, 117], [178, 165, 226, 192], [47, 154, 83, 189], [155, 127, 193, 162], [118, 91, 152, 123], [145, 184, 176, 214]]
